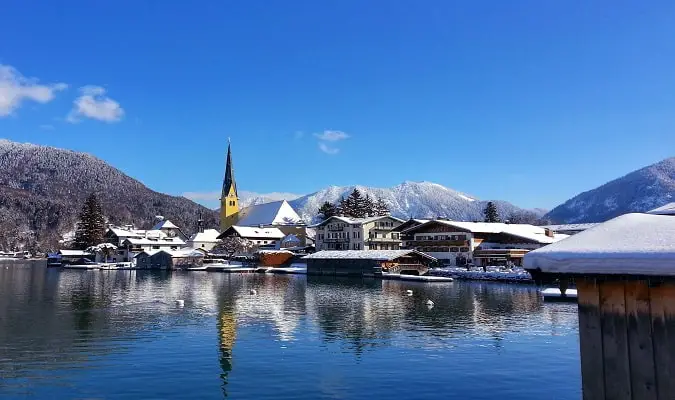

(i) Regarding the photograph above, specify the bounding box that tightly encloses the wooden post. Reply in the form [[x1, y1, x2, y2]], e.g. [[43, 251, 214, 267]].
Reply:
[[577, 278, 605, 400]]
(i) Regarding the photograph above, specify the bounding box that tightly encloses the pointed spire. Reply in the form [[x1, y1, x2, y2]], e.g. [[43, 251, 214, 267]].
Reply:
[[222, 141, 238, 198]]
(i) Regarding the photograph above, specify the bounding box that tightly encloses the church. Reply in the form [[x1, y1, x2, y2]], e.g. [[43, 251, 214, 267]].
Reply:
[[217, 142, 314, 249]]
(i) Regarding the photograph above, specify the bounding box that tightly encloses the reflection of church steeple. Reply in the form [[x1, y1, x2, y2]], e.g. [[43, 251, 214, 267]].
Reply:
[[217, 301, 237, 397]]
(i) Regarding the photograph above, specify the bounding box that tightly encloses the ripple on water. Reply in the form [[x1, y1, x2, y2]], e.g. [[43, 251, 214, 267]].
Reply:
[[0, 267, 580, 399]]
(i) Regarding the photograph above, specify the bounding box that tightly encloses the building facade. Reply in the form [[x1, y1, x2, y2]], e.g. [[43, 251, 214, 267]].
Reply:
[[313, 216, 405, 251], [400, 219, 568, 266]]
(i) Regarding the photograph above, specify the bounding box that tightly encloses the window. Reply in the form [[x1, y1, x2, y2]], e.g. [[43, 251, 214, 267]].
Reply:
[[202, 244, 205, 248], [152, 245, 160, 250], [460, 247, 470, 253], [450, 247, 459, 252], [171, 246, 177, 250], [392, 233, 399, 239]]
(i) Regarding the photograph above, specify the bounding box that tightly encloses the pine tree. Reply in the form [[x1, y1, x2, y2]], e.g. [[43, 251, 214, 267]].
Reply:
[[374, 197, 390, 216], [348, 189, 368, 218], [364, 194, 376, 217], [73, 193, 106, 249], [317, 201, 338, 220], [483, 201, 501, 223], [337, 196, 349, 217]]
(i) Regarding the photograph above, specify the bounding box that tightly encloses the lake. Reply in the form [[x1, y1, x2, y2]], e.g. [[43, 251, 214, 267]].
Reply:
[[0, 261, 580, 399]]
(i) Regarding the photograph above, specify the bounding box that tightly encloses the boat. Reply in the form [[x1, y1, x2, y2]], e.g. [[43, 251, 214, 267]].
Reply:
[[47, 253, 62, 267]]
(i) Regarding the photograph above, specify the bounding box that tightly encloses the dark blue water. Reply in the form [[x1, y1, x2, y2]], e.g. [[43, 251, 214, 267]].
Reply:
[[0, 262, 580, 399]]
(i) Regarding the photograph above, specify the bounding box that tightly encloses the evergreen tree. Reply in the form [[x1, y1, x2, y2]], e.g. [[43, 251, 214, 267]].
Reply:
[[483, 201, 501, 223], [317, 201, 338, 220], [73, 193, 106, 249], [374, 197, 390, 216], [364, 194, 376, 217], [348, 188, 368, 218], [337, 196, 350, 217]]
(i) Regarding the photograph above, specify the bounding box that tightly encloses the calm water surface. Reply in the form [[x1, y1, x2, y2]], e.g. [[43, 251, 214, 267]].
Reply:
[[0, 261, 580, 399]]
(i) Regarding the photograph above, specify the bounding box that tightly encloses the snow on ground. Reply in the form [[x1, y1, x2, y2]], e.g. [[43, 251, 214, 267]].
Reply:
[[429, 266, 533, 282]]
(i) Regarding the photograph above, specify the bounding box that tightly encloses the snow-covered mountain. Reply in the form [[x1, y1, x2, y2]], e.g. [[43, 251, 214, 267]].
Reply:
[[286, 181, 536, 223], [546, 157, 675, 223], [239, 191, 301, 208]]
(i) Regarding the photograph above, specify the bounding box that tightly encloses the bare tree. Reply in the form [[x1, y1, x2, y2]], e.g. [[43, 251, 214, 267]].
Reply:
[[213, 236, 254, 258]]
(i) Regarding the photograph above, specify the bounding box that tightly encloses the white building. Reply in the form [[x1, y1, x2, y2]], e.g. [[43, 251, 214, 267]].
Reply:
[[187, 229, 221, 251], [151, 219, 188, 241], [400, 219, 569, 266], [313, 215, 405, 251], [218, 225, 286, 252]]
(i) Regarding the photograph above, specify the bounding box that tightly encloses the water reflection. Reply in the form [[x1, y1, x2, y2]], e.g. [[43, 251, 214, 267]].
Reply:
[[0, 262, 579, 399]]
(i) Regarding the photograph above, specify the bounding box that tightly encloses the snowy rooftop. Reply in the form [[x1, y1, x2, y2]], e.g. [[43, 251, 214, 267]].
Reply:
[[188, 229, 221, 243], [304, 250, 436, 261], [228, 226, 286, 239], [134, 249, 204, 258], [58, 249, 92, 256], [311, 215, 405, 227], [647, 202, 675, 216], [541, 223, 600, 232], [524, 213, 675, 276], [107, 228, 144, 238], [123, 237, 186, 246], [237, 200, 303, 226], [403, 220, 567, 244], [151, 219, 179, 230]]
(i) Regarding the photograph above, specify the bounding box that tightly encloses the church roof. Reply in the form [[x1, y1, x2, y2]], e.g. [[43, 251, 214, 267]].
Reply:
[[236, 200, 303, 226], [222, 142, 238, 198]]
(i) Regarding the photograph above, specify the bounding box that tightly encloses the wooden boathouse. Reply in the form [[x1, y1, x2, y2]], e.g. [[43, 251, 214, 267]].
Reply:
[[304, 250, 436, 277], [524, 212, 675, 400]]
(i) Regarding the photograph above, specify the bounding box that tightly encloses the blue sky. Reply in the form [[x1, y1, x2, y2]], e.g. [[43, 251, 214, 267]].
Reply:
[[2, 1, 675, 210]]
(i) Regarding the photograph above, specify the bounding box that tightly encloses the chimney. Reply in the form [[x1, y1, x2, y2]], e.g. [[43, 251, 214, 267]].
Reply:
[[545, 228, 554, 237]]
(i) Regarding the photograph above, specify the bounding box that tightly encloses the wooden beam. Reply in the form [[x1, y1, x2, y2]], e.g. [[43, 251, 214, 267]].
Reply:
[[649, 282, 675, 400], [624, 280, 656, 400], [577, 278, 606, 400], [599, 280, 632, 399]]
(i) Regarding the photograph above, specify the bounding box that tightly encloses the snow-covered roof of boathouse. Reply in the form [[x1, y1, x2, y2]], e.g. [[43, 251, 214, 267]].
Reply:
[[524, 213, 675, 276], [304, 250, 436, 261]]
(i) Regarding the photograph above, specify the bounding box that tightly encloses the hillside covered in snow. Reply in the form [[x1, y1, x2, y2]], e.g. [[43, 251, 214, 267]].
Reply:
[[287, 182, 541, 223], [0, 139, 218, 251], [546, 157, 675, 223]]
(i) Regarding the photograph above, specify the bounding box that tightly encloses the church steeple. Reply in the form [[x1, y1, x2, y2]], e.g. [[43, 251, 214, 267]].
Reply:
[[220, 140, 240, 231]]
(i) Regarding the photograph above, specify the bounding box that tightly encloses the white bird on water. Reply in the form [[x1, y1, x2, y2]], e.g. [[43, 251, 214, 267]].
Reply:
[[426, 299, 434, 307], [175, 299, 185, 308], [406, 290, 413, 296], [250, 289, 257, 295]]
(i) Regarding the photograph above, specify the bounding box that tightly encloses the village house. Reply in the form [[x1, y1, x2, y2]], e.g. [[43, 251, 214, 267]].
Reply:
[[134, 248, 205, 269], [313, 215, 405, 251], [399, 219, 568, 266], [305, 249, 436, 277], [540, 223, 599, 236], [217, 225, 286, 253]]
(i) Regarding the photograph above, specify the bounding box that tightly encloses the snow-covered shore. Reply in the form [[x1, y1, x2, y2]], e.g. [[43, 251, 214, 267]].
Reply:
[[428, 266, 533, 283]]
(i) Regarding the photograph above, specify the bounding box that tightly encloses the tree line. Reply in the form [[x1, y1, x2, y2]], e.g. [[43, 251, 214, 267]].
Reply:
[[317, 188, 390, 220], [483, 201, 552, 225]]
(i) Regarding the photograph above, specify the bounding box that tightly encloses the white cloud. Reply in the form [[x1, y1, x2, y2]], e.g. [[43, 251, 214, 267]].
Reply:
[[314, 130, 349, 141], [67, 85, 124, 123], [318, 142, 340, 155], [39, 124, 55, 130], [0, 64, 68, 117], [182, 191, 221, 202]]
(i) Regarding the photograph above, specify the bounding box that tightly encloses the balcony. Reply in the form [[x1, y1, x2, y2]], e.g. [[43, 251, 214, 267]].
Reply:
[[367, 237, 402, 243], [323, 237, 350, 243], [327, 226, 345, 232], [404, 240, 468, 247], [371, 225, 395, 231]]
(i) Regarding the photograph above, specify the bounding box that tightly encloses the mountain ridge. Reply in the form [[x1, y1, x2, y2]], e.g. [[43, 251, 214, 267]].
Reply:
[[0, 139, 218, 251], [545, 157, 675, 223]]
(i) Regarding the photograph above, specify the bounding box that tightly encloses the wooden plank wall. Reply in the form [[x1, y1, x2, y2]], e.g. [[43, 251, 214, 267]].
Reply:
[[577, 277, 675, 400]]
